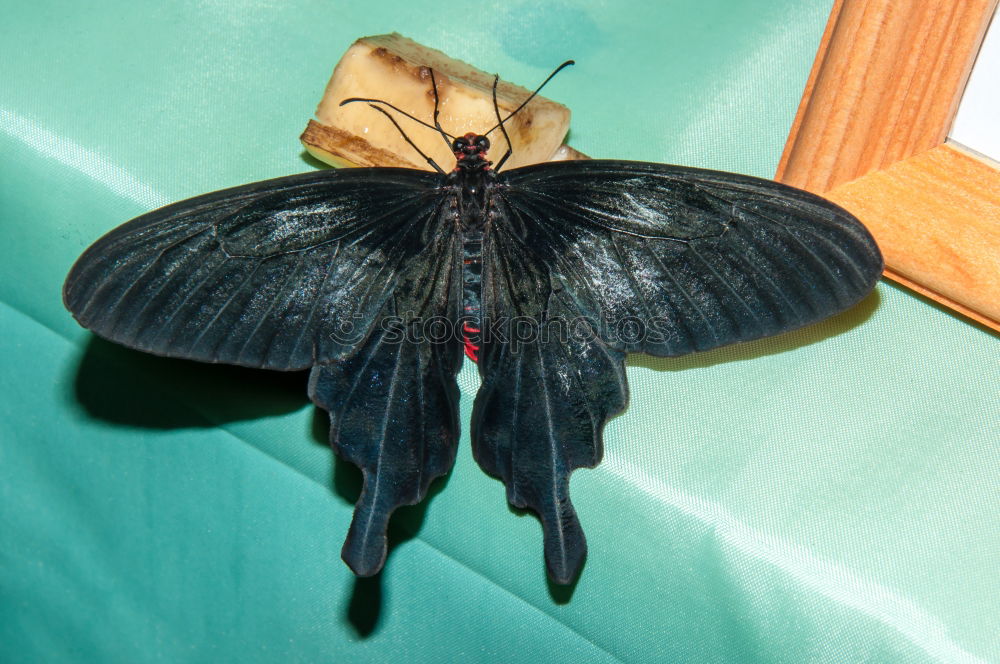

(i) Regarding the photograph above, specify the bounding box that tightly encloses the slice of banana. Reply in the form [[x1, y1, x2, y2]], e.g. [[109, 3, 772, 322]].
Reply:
[[300, 33, 583, 171]]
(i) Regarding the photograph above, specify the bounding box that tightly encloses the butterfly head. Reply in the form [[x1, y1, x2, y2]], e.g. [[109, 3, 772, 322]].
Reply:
[[453, 133, 491, 171]]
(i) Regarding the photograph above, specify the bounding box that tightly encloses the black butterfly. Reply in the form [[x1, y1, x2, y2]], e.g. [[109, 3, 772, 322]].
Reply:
[[63, 62, 882, 584]]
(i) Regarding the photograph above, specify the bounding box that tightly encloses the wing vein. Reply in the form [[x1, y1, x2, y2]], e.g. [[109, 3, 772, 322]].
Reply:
[[288, 242, 340, 363], [149, 254, 235, 349], [83, 225, 212, 329], [609, 234, 658, 337], [236, 256, 305, 364], [508, 345, 522, 498], [741, 203, 842, 296], [687, 241, 764, 334], [187, 259, 267, 353], [360, 337, 404, 552], [536, 337, 567, 568], [497, 194, 603, 324], [510, 187, 720, 241], [113, 228, 217, 339], [721, 230, 801, 323], [642, 240, 717, 346]]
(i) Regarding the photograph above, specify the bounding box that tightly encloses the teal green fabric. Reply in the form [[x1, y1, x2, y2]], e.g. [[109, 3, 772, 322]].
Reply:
[[2, 1, 999, 661]]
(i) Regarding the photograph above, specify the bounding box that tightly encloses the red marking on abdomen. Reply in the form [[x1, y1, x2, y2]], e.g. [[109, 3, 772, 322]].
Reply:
[[462, 321, 480, 362]]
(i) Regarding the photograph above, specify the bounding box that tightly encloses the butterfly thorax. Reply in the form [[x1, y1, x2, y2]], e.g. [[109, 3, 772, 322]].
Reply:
[[449, 166, 495, 233], [449, 132, 495, 230]]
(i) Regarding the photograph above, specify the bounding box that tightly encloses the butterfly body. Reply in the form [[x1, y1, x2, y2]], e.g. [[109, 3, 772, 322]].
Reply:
[[435, 133, 500, 363]]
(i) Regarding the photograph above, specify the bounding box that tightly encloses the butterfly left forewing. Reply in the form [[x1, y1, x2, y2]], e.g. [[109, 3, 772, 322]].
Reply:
[[496, 159, 883, 356]]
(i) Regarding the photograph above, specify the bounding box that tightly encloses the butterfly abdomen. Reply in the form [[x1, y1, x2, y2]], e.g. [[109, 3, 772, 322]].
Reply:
[[461, 231, 483, 362]]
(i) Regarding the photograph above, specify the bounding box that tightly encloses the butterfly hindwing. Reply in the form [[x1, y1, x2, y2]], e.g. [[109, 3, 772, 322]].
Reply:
[[309, 217, 464, 576], [473, 216, 627, 584], [63, 168, 445, 369]]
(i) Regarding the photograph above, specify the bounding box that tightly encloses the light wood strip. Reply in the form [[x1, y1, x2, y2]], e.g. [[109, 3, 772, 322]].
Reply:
[[825, 144, 1000, 332], [776, 0, 997, 192], [776, 0, 999, 330]]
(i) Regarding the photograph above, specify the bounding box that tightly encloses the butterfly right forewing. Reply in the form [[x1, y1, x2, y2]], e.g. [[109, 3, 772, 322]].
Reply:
[[65, 165, 469, 579]]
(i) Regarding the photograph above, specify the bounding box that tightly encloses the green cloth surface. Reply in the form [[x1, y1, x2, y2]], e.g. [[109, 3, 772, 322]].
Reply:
[[2, 1, 998, 661]]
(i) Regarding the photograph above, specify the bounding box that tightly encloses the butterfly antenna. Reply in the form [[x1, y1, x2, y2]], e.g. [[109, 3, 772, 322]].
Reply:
[[339, 97, 456, 139], [428, 68, 455, 152], [491, 74, 515, 171], [364, 103, 445, 174], [485, 60, 575, 139]]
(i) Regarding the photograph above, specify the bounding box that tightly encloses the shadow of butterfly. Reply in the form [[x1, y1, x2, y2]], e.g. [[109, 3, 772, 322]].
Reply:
[[63, 62, 882, 584]]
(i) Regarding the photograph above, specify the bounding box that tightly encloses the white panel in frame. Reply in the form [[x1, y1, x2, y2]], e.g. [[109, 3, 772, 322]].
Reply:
[[950, 6, 1000, 163]]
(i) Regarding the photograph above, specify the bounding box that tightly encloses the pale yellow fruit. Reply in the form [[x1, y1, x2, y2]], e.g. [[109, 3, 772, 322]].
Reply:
[[300, 33, 580, 171]]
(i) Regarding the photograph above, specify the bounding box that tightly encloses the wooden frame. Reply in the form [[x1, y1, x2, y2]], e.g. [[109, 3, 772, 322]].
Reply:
[[776, 0, 1000, 332]]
